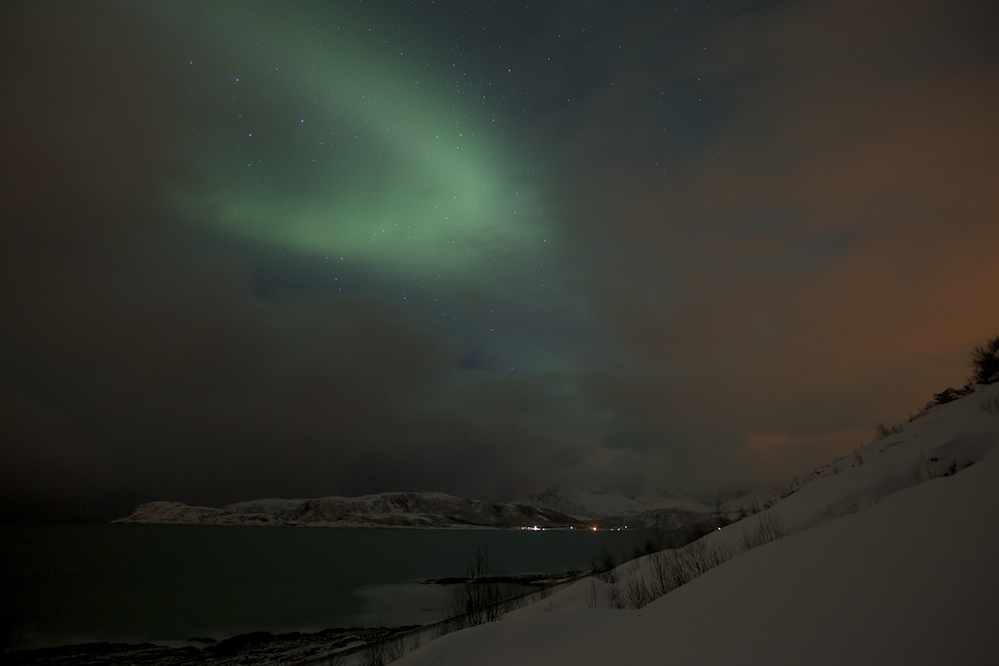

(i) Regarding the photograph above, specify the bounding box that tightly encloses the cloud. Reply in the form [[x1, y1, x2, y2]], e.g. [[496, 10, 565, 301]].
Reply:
[[2, 0, 998, 518], [551, 0, 999, 491]]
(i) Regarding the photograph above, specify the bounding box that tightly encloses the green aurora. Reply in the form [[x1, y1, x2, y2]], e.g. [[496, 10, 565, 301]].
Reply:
[[163, 3, 553, 291]]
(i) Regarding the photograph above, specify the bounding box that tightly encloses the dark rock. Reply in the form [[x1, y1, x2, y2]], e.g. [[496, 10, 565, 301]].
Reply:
[[932, 385, 975, 404]]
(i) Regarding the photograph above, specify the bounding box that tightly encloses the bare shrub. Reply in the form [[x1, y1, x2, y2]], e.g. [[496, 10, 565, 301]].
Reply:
[[360, 629, 405, 666], [875, 422, 904, 439], [684, 538, 735, 576], [739, 512, 788, 552], [622, 560, 648, 608], [431, 616, 456, 640], [608, 579, 625, 608], [640, 536, 735, 604], [633, 526, 671, 559], [585, 549, 625, 609], [852, 446, 865, 465], [584, 531, 739, 612], [448, 547, 506, 628], [969, 335, 999, 384], [593, 548, 617, 582], [584, 575, 599, 609], [625, 570, 653, 609], [712, 493, 732, 528], [647, 548, 684, 597], [387, 639, 405, 663], [436, 547, 537, 633], [360, 640, 387, 666]]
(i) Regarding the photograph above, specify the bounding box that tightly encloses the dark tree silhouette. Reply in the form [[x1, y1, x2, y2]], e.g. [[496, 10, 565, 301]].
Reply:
[[969, 336, 999, 384]]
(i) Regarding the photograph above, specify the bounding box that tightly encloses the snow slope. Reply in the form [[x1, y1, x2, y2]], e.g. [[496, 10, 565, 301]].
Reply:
[[518, 485, 712, 527], [395, 382, 999, 665]]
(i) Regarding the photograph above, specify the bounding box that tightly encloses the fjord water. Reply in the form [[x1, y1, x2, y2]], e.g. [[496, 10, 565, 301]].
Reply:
[[1, 523, 655, 650]]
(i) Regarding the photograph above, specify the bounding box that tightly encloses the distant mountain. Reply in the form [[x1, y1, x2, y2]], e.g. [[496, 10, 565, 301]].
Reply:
[[633, 488, 713, 513], [519, 487, 643, 518], [516, 486, 713, 529], [113, 501, 295, 526], [112, 492, 609, 529]]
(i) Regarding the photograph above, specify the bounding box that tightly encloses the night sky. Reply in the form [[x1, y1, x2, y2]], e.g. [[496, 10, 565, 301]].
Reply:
[[2, 0, 997, 521]]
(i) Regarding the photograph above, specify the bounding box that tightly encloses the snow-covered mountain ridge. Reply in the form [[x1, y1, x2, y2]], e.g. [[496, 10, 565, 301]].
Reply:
[[518, 486, 712, 528], [114, 484, 716, 530], [113, 491, 607, 529]]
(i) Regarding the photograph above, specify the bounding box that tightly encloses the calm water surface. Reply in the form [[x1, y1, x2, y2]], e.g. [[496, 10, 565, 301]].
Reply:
[[1, 523, 655, 649]]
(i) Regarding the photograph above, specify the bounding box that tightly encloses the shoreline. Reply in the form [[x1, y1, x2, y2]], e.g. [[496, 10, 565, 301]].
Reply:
[[3, 573, 583, 665], [3, 625, 421, 666]]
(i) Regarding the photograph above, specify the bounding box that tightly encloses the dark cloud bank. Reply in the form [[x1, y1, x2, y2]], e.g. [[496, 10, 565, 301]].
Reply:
[[1, 0, 997, 520]]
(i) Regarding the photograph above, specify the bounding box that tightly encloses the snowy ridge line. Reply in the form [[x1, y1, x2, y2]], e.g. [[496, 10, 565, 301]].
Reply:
[[516, 486, 714, 528], [113, 486, 722, 530], [112, 491, 613, 530]]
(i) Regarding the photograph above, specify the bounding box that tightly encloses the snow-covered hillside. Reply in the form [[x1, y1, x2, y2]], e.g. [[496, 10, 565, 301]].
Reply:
[[394, 381, 999, 665], [518, 486, 712, 528], [111, 501, 295, 526], [113, 492, 599, 529]]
